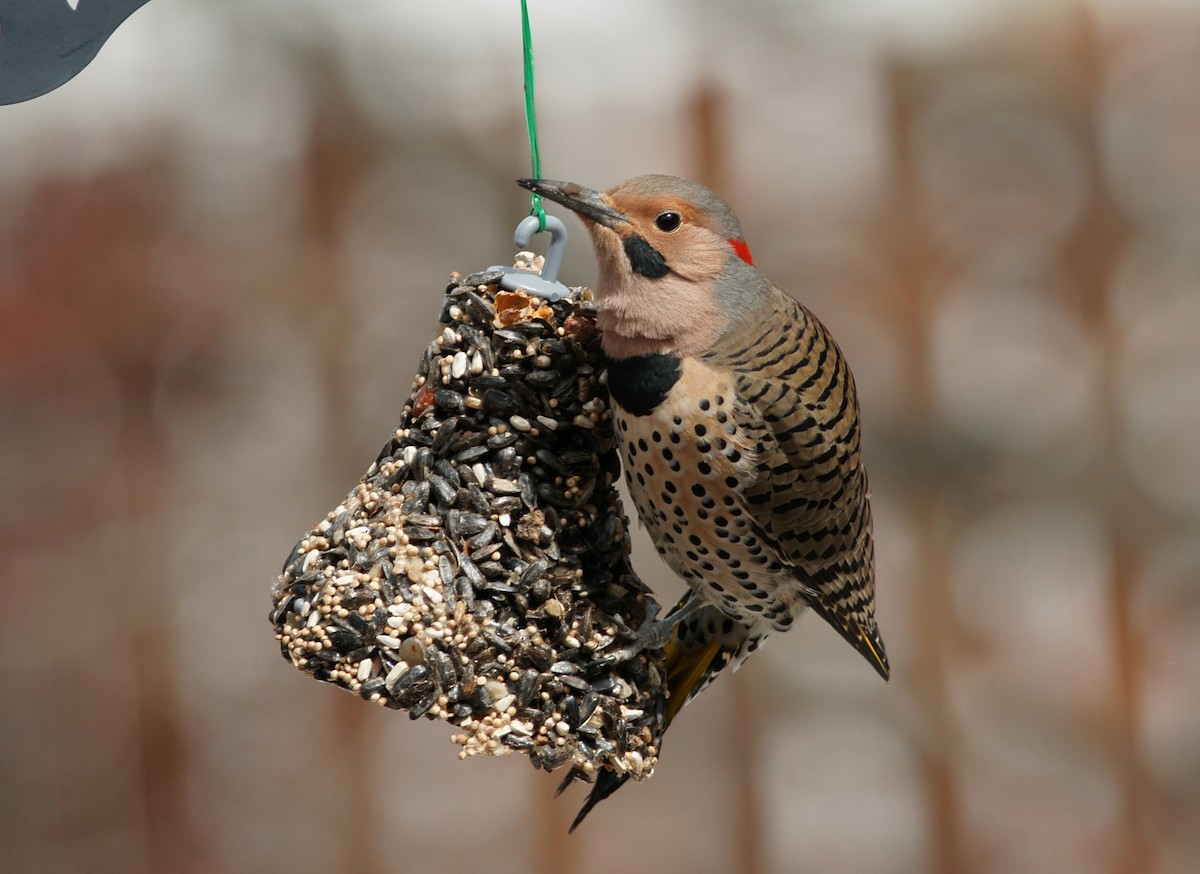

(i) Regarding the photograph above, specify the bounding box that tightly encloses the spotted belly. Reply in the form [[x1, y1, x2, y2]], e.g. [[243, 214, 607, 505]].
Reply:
[[611, 357, 799, 630]]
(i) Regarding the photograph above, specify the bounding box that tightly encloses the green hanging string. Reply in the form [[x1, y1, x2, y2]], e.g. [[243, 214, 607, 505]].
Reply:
[[521, 0, 546, 232]]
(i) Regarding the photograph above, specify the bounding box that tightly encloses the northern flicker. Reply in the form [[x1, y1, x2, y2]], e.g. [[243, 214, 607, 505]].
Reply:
[[518, 175, 889, 828]]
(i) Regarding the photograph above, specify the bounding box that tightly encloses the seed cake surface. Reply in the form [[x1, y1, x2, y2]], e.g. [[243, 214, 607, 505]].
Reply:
[[271, 272, 665, 781]]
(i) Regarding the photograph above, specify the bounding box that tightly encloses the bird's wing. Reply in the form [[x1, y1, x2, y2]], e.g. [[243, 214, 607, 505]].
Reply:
[[713, 292, 889, 678]]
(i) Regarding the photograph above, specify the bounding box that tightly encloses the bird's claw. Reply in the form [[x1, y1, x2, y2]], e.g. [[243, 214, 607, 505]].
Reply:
[[588, 604, 672, 670]]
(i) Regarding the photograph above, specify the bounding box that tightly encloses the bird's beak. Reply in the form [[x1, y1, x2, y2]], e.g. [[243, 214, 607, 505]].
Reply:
[[517, 179, 629, 230]]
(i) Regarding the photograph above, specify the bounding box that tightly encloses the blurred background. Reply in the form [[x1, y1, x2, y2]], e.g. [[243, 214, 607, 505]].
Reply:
[[2, 1, 1198, 872]]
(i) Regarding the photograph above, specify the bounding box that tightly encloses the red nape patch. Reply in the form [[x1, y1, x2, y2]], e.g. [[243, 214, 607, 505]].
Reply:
[[729, 237, 754, 266]]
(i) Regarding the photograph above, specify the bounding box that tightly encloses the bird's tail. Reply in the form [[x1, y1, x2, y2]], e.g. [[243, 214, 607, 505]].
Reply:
[[806, 599, 890, 681], [563, 593, 761, 831]]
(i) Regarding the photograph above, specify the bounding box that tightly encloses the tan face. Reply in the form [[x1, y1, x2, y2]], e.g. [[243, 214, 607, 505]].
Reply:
[[599, 188, 733, 284], [582, 191, 729, 359], [516, 176, 761, 359]]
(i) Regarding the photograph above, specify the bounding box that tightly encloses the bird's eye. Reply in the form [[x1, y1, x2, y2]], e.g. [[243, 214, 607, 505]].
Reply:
[[654, 211, 682, 233]]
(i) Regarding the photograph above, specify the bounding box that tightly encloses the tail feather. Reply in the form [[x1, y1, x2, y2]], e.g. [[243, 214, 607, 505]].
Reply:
[[807, 599, 890, 681], [567, 594, 761, 829], [567, 768, 626, 833]]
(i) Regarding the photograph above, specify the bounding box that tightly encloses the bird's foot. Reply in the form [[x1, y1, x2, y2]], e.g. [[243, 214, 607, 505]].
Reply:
[[588, 602, 674, 669]]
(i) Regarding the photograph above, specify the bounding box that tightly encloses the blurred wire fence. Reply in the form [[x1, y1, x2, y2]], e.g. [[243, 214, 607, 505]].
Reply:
[[1, 2, 1197, 872]]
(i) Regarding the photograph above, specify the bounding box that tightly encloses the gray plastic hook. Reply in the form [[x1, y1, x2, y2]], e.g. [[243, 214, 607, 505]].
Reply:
[[487, 214, 573, 302]]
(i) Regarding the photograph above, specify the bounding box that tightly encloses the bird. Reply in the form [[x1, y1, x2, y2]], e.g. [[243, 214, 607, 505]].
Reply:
[[517, 175, 889, 830]]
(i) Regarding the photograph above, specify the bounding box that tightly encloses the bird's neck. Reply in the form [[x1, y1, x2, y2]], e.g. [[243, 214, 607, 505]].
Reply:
[[593, 246, 723, 360], [595, 298, 715, 360], [594, 276, 723, 359]]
